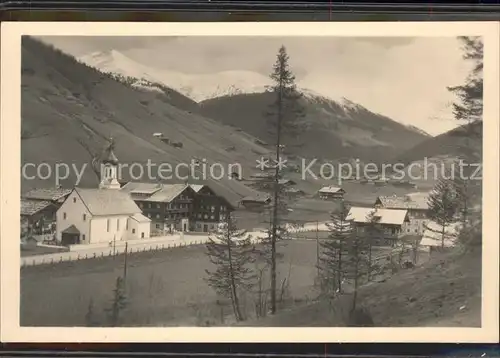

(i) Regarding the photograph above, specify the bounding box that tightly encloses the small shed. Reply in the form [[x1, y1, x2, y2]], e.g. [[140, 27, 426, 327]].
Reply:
[[61, 225, 81, 246], [318, 186, 345, 200]]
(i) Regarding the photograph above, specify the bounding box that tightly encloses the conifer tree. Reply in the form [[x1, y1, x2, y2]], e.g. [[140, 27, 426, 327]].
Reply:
[[447, 37, 484, 229], [265, 45, 306, 314], [204, 214, 256, 322], [448, 36, 483, 128], [317, 204, 352, 296], [426, 178, 459, 249], [343, 231, 371, 312], [105, 276, 127, 327]]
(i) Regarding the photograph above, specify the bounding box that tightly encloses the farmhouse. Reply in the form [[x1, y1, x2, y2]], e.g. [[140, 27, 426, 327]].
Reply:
[[21, 199, 57, 242], [239, 194, 271, 209], [346, 207, 410, 245], [121, 182, 195, 235], [374, 193, 429, 235], [121, 182, 233, 234], [20, 187, 72, 242], [56, 146, 151, 246], [189, 184, 234, 232], [318, 186, 345, 200]]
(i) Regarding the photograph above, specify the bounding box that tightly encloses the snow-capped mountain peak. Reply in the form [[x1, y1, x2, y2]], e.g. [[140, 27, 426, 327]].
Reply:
[[78, 50, 272, 102]]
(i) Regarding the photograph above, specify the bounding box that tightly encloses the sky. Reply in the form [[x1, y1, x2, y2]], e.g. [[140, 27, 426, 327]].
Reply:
[[39, 36, 472, 136]]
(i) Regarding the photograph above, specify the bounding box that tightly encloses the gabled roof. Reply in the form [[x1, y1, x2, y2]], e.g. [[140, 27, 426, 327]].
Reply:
[[62, 224, 80, 234], [346, 207, 408, 226], [319, 186, 344, 194], [23, 188, 72, 202], [241, 194, 271, 203], [121, 182, 191, 203], [130, 213, 151, 223], [189, 184, 205, 193], [121, 182, 162, 195], [21, 199, 53, 216], [375, 194, 428, 210], [74, 188, 141, 216]]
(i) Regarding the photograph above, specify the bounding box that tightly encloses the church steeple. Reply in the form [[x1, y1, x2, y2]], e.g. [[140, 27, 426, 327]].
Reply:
[[99, 137, 121, 190]]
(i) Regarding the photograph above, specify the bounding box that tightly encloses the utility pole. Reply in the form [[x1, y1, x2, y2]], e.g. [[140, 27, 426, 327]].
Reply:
[[123, 242, 128, 282], [316, 220, 320, 278]]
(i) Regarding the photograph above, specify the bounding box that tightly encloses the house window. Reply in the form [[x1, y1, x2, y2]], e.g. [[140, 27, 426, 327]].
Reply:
[[210, 215, 215, 220], [82, 234, 86, 241], [73, 197, 76, 203], [63, 212, 67, 220], [107, 219, 110, 232], [83, 214, 86, 221], [156, 224, 160, 229], [157, 203, 160, 209], [156, 214, 160, 219], [132, 228, 136, 234], [211, 206, 215, 212], [141, 232, 145, 238], [138, 203, 143, 208]]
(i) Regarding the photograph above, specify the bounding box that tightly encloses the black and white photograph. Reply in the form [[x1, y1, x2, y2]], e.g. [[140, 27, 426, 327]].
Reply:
[[1, 22, 499, 342]]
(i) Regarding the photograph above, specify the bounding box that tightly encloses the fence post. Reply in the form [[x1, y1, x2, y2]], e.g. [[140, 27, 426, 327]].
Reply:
[[85, 254, 88, 259], [101, 252, 104, 258], [51, 258, 54, 264], [33, 259, 36, 265], [77, 254, 80, 260], [93, 253, 96, 258], [59, 256, 62, 263], [162, 244, 164, 250]]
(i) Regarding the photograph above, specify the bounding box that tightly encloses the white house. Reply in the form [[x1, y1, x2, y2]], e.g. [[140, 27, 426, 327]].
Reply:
[[55, 143, 151, 246], [318, 186, 345, 200], [374, 193, 429, 235], [346, 206, 410, 245]]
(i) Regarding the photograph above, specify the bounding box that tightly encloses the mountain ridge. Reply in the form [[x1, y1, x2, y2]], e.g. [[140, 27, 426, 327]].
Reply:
[[21, 36, 271, 205]]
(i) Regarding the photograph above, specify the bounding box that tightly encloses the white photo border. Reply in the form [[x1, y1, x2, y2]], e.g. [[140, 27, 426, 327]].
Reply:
[[1, 21, 499, 343]]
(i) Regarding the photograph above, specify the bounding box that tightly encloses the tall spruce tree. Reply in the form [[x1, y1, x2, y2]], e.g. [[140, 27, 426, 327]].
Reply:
[[344, 231, 371, 312], [317, 204, 353, 296], [447, 37, 484, 227], [426, 178, 459, 249], [204, 214, 256, 322], [265, 45, 306, 314], [105, 276, 127, 327], [448, 36, 483, 128]]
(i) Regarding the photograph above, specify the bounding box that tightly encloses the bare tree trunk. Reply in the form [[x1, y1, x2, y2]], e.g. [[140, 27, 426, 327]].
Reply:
[[270, 78, 284, 315], [337, 241, 343, 294], [441, 225, 446, 250], [226, 227, 243, 321]]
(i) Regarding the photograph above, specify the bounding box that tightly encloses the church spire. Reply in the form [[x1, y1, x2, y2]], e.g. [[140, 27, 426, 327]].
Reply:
[[99, 137, 121, 190]]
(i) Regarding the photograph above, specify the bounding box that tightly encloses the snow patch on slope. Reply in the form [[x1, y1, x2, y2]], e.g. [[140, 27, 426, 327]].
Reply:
[[79, 50, 272, 102]]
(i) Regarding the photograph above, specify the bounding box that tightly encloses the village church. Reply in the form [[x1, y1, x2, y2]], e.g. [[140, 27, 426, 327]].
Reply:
[[55, 142, 150, 246]]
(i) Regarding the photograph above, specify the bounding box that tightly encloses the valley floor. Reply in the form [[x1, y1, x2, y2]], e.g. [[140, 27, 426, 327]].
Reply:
[[21, 239, 393, 327]]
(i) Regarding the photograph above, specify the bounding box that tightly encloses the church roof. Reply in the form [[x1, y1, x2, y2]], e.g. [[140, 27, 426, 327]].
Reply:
[[74, 187, 141, 216]]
